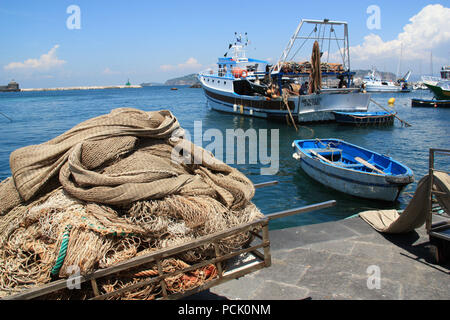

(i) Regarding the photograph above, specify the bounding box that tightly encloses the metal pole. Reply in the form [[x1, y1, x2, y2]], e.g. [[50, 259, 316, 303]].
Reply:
[[265, 200, 336, 221], [427, 149, 435, 233]]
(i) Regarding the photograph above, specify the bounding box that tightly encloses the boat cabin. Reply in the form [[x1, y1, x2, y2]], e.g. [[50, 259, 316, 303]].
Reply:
[[441, 66, 450, 80]]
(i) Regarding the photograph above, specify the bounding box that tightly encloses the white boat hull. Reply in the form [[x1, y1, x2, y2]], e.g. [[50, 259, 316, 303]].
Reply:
[[201, 84, 370, 123], [364, 85, 405, 93]]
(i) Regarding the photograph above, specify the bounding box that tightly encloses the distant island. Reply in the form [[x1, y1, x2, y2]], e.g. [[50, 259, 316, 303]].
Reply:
[[164, 73, 200, 87]]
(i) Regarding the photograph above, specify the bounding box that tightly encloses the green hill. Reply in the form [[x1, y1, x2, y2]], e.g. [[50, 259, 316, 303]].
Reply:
[[164, 73, 200, 86]]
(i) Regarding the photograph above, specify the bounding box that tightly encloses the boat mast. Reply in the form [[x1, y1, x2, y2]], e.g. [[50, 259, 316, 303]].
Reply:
[[271, 19, 351, 75], [396, 43, 403, 79]]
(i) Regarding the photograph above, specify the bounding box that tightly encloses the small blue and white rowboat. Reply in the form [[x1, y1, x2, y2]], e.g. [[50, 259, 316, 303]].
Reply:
[[292, 139, 414, 202]]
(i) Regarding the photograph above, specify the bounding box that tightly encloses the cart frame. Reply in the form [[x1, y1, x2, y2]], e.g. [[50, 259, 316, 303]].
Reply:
[[3, 181, 336, 300]]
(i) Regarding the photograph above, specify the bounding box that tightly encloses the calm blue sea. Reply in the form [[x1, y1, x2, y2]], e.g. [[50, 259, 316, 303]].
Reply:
[[0, 87, 449, 230]]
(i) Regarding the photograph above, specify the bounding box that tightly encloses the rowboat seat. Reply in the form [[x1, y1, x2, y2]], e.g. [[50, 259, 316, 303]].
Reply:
[[308, 148, 342, 157], [341, 163, 364, 169]]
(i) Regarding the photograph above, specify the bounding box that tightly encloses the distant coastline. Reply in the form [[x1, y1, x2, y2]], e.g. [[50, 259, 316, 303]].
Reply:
[[2, 69, 411, 93], [20, 85, 142, 92]]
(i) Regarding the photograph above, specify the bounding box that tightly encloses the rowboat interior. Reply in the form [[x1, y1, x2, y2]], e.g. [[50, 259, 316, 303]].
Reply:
[[295, 140, 408, 176]]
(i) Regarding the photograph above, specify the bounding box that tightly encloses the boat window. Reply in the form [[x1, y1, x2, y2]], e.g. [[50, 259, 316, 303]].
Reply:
[[224, 81, 227, 85]]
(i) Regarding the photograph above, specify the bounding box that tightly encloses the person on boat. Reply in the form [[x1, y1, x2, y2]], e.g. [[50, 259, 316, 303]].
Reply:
[[300, 81, 309, 95], [361, 82, 367, 93], [254, 74, 260, 85], [338, 76, 347, 88]]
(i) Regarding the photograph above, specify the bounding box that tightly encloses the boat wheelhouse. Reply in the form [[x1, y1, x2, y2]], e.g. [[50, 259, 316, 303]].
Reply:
[[441, 66, 450, 80], [198, 19, 371, 123]]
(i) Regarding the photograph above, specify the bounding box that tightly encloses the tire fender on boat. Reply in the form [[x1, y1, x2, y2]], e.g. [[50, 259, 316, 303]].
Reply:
[[385, 175, 414, 184]]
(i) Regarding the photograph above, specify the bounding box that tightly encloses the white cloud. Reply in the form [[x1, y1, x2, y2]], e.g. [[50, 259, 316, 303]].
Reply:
[[4, 45, 66, 71], [103, 67, 120, 75], [350, 4, 450, 66], [160, 57, 202, 71]]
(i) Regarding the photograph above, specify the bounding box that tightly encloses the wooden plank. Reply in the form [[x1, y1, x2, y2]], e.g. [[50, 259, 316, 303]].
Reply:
[[213, 242, 224, 278], [309, 149, 342, 166], [354, 157, 385, 175], [90, 279, 100, 297], [262, 225, 271, 267]]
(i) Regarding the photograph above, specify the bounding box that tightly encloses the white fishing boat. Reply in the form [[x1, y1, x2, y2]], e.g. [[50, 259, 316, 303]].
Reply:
[[422, 66, 450, 86], [198, 19, 371, 123], [362, 69, 411, 93]]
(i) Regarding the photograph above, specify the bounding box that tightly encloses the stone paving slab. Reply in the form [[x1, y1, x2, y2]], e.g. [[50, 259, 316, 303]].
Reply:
[[205, 217, 450, 300]]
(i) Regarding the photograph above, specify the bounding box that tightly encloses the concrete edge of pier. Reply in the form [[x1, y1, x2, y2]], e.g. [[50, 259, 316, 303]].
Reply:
[[198, 215, 449, 300]]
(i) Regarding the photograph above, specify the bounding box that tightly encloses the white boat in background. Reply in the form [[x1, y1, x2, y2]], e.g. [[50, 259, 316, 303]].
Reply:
[[422, 66, 450, 86], [198, 19, 370, 123], [362, 69, 411, 93]]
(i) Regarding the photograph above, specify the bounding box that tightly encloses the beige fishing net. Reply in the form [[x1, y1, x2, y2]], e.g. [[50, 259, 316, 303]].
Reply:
[[0, 108, 263, 299]]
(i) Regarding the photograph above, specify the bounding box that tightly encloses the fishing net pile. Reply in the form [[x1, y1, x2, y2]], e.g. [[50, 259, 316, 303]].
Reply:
[[0, 108, 263, 299], [280, 61, 343, 74]]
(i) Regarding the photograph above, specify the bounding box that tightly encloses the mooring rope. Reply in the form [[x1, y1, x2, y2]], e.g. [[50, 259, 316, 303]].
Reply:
[[51, 224, 72, 276]]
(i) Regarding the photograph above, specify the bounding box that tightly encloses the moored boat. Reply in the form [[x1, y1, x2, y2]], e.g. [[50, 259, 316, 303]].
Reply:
[[198, 19, 371, 123], [333, 111, 395, 125], [292, 139, 414, 202], [411, 98, 450, 108], [424, 81, 450, 100], [362, 69, 411, 93]]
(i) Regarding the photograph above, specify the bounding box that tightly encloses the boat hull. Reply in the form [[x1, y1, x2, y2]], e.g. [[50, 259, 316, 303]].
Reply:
[[293, 139, 414, 202], [202, 85, 370, 123], [424, 83, 450, 100], [411, 98, 450, 108], [299, 155, 406, 201], [363, 81, 410, 93], [333, 111, 395, 125], [364, 86, 408, 93]]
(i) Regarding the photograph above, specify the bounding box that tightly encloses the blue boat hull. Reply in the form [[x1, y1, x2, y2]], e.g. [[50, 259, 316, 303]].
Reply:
[[292, 139, 414, 202]]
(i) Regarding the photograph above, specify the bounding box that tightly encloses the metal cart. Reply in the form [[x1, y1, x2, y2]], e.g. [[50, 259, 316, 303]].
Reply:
[[3, 181, 336, 300]]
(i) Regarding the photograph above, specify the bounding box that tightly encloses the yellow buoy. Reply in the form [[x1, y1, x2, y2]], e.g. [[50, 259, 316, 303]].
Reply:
[[388, 98, 395, 106]]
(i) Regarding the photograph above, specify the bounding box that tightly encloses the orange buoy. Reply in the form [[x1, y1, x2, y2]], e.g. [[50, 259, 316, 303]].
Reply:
[[232, 68, 245, 78]]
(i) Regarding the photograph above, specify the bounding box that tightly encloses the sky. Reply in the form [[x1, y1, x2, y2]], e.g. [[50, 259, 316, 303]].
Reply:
[[0, 0, 449, 88]]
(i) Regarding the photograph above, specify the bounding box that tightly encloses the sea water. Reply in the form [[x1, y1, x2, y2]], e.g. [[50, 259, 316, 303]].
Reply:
[[0, 87, 448, 230]]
